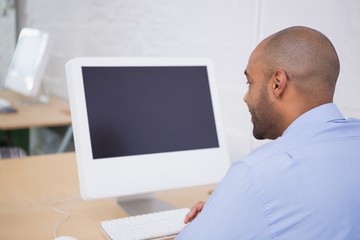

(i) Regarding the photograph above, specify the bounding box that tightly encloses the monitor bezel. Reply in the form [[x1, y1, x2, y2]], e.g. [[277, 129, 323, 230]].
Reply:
[[66, 57, 230, 200]]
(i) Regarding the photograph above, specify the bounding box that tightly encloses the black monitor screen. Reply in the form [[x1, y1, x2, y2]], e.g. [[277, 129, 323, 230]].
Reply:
[[82, 66, 219, 159]]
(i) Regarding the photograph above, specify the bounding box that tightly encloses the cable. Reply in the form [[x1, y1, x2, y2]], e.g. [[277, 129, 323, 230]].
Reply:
[[50, 197, 81, 238]]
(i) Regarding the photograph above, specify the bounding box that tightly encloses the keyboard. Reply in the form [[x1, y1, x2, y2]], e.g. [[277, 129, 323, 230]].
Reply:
[[100, 208, 189, 240]]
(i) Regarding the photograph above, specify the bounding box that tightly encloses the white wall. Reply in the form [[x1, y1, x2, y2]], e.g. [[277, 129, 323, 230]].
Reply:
[[19, 0, 360, 161], [0, 2, 16, 84]]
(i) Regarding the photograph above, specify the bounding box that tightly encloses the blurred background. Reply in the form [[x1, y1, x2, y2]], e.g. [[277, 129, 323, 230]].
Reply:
[[1, 0, 359, 161]]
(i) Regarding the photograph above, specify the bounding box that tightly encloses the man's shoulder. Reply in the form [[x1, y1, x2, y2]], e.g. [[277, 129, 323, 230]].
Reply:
[[239, 139, 289, 168]]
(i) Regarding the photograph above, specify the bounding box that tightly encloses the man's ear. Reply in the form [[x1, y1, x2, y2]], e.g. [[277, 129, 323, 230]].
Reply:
[[272, 69, 288, 98]]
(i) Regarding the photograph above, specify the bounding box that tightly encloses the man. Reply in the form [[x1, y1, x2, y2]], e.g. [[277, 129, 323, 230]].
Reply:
[[176, 26, 360, 239]]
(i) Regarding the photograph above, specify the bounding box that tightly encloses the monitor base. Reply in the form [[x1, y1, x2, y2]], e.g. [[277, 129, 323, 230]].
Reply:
[[117, 194, 176, 216]]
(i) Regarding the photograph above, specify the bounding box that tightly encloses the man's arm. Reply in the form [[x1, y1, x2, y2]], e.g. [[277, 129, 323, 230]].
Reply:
[[176, 161, 272, 240]]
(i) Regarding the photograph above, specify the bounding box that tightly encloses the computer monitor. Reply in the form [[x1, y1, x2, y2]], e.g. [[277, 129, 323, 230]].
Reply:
[[65, 57, 230, 215], [3, 28, 51, 97]]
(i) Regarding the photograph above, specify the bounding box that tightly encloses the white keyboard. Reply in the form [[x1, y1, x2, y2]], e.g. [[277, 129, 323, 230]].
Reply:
[[100, 208, 189, 240]]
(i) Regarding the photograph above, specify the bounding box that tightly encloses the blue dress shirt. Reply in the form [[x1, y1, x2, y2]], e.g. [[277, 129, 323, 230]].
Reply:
[[176, 103, 360, 239]]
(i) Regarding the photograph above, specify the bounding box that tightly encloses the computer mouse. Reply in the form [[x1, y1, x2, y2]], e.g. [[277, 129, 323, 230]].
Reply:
[[54, 236, 78, 240]]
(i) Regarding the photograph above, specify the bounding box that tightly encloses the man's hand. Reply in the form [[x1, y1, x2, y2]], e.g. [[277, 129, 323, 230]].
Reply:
[[184, 201, 206, 224]]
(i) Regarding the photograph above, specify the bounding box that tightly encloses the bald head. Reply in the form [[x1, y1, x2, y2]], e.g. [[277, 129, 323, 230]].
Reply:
[[244, 27, 341, 139], [260, 26, 340, 100]]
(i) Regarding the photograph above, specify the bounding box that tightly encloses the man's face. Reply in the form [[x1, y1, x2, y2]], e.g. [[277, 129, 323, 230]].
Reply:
[[243, 53, 279, 140]]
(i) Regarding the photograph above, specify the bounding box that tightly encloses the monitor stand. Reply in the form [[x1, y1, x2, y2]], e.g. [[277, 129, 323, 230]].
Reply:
[[117, 193, 176, 216]]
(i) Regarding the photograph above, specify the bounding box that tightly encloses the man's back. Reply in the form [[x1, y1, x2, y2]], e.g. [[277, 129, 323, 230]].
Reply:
[[248, 112, 360, 239], [176, 104, 360, 239]]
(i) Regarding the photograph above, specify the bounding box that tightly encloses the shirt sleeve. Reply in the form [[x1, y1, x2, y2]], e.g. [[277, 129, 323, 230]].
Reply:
[[176, 160, 273, 240]]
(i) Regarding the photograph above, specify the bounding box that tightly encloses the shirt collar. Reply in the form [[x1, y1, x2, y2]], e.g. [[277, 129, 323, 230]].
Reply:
[[283, 103, 345, 137]]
